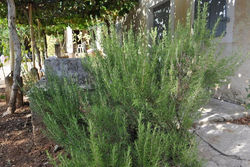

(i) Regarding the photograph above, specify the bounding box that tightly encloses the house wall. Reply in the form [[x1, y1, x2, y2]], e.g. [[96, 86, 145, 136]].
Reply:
[[122, 0, 191, 31], [214, 0, 250, 104], [175, 0, 190, 24], [123, 0, 250, 103], [233, 0, 250, 103], [145, 0, 191, 29]]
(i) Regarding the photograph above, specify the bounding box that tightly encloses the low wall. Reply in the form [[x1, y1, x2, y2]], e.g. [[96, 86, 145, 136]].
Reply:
[[44, 58, 89, 85]]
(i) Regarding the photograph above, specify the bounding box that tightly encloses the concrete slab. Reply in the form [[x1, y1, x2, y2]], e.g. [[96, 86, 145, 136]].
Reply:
[[197, 136, 250, 167], [197, 99, 250, 124], [196, 123, 250, 167]]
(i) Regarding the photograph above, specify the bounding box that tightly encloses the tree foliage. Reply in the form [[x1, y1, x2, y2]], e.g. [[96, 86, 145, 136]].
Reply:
[[0, 0, 138, 34], [0, 18, 9, 56]]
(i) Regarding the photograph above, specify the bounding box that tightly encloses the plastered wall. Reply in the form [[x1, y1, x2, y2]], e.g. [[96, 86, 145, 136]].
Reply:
[[122, 0, 250, 103], [122, 0, 191, 31], [215, 0, 250, 104]]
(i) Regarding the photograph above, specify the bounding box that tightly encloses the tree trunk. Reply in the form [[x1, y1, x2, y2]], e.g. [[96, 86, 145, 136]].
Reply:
[[36, 19, 42, 69], [54, 43, 61, 58], [28, 3, 39, 81], [40, 26, 45, 64], [41, 45, 45, 65], [36, 46, 42, 70], [35, 46, 43, 78], [4, 0, 23, 115], [5, 75, 23, 107], [43, 30, 48, 58], [104, 19, 111, 35], [57, 32, 65, 57], [9, 32, 14, 74], [28, 3, 36, 68]]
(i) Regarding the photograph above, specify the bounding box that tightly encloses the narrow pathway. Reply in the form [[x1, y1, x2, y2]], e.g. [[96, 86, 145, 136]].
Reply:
[[196, 99, 250, 167], [0, 87, 55, 167]]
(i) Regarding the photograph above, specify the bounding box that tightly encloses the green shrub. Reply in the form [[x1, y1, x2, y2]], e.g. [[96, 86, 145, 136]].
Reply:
[[29, 4, 238, 167], [86, 5, 238, 134], [22, 65, 39, 95]]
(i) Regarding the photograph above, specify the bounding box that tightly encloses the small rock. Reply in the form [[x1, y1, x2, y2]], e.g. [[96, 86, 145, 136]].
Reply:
[[53, 145, 63, 153], [25, 114, 32, 118], [2, 110, 12, 117], [43, 162, 49, 166]]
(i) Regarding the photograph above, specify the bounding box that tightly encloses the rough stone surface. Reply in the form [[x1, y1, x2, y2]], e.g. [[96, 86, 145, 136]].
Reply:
[[197, 135, 250, 167], [44, 57, 89, 85], [197, 99, 250, 124], [196, 123, 250, 160], [195, 99, 250, 167]]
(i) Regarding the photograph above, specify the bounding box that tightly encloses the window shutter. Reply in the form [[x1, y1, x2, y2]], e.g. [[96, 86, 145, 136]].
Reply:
[[153, 1, 171, 39], [195, 0, 228, 37]]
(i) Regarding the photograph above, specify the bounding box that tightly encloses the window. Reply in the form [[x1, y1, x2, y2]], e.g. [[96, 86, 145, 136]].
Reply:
[[153, 1, 171, 39], [195, 0, 229, 37]]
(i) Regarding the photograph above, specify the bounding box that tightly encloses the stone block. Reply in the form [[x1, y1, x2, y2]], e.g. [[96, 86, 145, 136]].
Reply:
[[44, 57, 90, 86]]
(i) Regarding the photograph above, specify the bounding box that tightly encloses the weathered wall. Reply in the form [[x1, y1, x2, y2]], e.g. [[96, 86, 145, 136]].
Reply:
[[231, 0, 250, 103], [215, 0, 250, 104], [175, 0, 190, 25], [44, 58, 89, 86], [122, 0, 191, 31], [123, 0, 250, 103]]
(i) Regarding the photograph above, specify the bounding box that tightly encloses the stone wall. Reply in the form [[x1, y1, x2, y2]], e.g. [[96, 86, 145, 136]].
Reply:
[[44, 58, 90, 86]]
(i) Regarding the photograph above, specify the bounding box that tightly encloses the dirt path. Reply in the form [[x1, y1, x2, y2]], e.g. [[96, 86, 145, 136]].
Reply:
[[0, 88, 55, 167]]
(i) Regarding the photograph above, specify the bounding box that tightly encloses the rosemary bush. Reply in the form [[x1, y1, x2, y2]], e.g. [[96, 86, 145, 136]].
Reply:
[[29, 5, 238, 167]]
